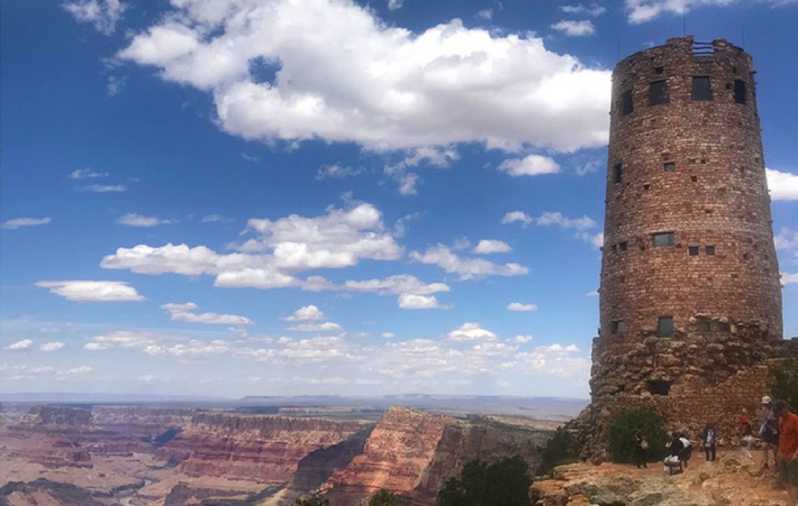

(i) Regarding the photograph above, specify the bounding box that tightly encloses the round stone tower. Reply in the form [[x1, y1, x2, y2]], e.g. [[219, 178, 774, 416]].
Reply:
[[591, 36, 783, 403]]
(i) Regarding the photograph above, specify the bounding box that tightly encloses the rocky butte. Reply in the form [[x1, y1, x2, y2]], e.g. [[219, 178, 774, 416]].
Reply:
[[570, 35, 798, 460]]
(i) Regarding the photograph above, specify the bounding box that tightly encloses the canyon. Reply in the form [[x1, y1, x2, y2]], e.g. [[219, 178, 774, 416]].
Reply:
[[0, 402, 559, 505]]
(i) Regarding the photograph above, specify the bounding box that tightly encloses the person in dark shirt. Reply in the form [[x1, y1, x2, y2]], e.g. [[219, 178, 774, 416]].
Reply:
[[700, 423, 718, 462]]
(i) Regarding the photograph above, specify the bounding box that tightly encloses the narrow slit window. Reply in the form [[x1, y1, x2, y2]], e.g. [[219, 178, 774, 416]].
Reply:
[[652, 232, 674, 247], [657, 316, 674, 337], [621, 90, 634, 115], [734, 79, 747, 104], [663, 162, 676, 172], [649, 80, 669, 105], [705, 245, 716, 255], [692, 76, 713, 101], [688, 245, 700, 256], [613, 162, 623, 183], [610, 320, 625, 334], [619, 241, 628, 252]]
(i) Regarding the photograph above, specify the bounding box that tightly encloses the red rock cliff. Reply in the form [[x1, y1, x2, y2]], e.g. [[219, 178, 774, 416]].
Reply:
[[161, 412, 369, 483]]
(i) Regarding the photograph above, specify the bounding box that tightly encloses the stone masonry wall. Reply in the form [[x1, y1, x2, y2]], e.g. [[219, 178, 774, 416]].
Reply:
[[594, 36, 783, 404]]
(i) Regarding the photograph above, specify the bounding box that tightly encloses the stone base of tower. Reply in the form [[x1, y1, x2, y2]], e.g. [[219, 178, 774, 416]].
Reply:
[[569, 333, 798, 463]]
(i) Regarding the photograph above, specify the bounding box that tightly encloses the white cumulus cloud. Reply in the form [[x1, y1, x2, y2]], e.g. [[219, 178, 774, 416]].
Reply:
[[411, 244, 527, 280], [284, 305, 324, 322], [767, 168, 798, 201], [561, 3, 607, 16], [36, 280, 144, 302], [5, 339, 33, 351], [101, 203, 401, 290], [117, 0, 611, 152], [68, 169, 109, 179], [447, 322, 497, 342], [551, 20, 596, 37], [162, 302, 253, 326], [40, 342, 65, 352], [498, 155, 560, 176], [398, 293, 445, 310], [473, 239, 511, 254], [507, 302, 538, 312]]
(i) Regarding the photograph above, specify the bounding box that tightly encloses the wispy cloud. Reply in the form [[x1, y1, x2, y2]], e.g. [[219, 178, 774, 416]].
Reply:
[[117, 213, 176, 227], [551, 20, 596, 37], [62, 0, 126, 35], [1, 217, 51, 230], [85, 184, 126, 193]]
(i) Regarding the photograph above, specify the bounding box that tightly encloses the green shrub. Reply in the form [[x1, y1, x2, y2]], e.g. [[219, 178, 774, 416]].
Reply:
[[368, 489, 405, 506], [436, 455, 531, 506], [608, 408, 667, 463], [772, 359, 798, 411], [537, 427, 578, 475], [294, 493, 329, 506]]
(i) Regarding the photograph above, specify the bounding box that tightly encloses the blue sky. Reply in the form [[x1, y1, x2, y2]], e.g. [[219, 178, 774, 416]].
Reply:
[[1, 0, 796, 399]]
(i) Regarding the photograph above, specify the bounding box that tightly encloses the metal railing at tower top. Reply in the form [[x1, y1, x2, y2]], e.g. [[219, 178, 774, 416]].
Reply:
[[692, 41, 715, 57]]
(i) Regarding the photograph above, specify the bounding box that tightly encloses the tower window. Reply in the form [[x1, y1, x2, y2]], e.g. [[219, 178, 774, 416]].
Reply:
[[619, 241, 628, 252], [688, 246, 700, 256], [649, 80, 669, 105], [652, 232, 674, 247], [692, 76, 713, 101], [657, 316, 674, 337], [621, 90, 634, 115], [610, 320, 625, 334], [663, 162, 676, 172], [697, 318, 712, 332], [734, 79, 747, 104], [654, 66, 664, 75], [647, 379, 672, 396], [705, 245, 716, 255], [613, 162, 623, 183]]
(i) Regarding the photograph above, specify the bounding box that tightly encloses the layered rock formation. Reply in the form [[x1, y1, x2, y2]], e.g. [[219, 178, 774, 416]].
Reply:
[[321, 407, 553, 505], [161, 412, 370, 483], [321, 407, 453, 504]]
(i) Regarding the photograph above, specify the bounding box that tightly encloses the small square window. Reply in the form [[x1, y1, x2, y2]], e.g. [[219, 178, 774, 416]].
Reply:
[[610, 320, 625, 334], [621, 90, 634, 115], [663, 162, 676, 172], [706, 245, 716, 255], [692, 76, 713, 101], [619, 241, 628, 252], [654, 66, 664, 75], [652, 232, 674, 247], [697, 318, 712, 332], [657, 316, 674, 337], [611, 244, 618, 253], [734, 79, 747, 104], [649, 80, 669, 105], [718, 322, 731, 332], [688, 246, 700, 256], [613, 162, 623, 183], [691, 176, 698, 182]]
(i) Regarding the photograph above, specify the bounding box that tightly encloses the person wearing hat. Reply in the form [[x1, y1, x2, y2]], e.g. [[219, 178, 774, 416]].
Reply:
[[774, 399, 798, 505], [759, 395, 779, 472]]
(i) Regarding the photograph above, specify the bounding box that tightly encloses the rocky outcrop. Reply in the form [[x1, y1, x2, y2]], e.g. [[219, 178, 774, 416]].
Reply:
[[321, 408, 553, 506], [321, 407, 454, 504], [161, 413, 370, 483], [532, 452, 791, 506], [0, 479, 104, 506], [412, 417, 552, 503]]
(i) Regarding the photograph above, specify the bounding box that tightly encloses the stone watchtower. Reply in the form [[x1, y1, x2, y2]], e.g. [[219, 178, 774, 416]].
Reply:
[[591, 37, 783, 413]]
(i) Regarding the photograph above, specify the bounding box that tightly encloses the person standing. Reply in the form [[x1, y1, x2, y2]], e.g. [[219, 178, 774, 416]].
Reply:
[[760, 396, 779, 472], [633, 431, 648, 469], [700, 423, 718, 462], [774, 400, 798, 506], [740, 408, 755, 459]]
